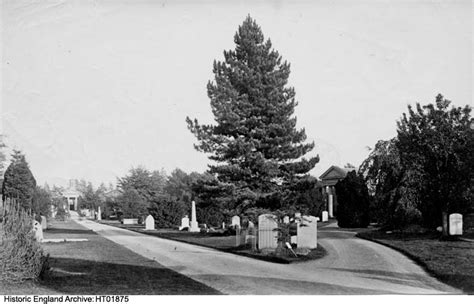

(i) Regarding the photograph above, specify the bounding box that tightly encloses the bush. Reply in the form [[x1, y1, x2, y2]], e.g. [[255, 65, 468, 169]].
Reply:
[[335, 171, 370, 228], [148, 196, 187, 228], [0, 200, 49, 282], [55, 205, 68, 221]]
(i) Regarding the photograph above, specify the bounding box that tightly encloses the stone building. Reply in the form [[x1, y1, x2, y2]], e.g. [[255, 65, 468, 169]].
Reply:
[[319, 166, 356, 218]]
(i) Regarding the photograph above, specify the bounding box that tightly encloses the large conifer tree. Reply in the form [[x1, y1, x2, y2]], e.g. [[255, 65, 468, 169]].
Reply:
[[2, 150, 37, 210], [186, 16, 318, 212]]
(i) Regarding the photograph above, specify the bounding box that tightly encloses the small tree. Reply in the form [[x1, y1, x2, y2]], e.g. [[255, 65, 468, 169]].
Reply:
[[31, 186, 52, 218], [2, 150, 37, 210], [335, 171, 370, 228], [358, 139, 422, 229], [117, 188, 148, 220]]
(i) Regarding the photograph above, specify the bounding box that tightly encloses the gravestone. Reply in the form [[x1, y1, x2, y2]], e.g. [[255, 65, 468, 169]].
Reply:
[[33, 220, 43, 242], [290, 235, 297, 244], [322, 211, 328, 222], [179, 215, 190, 231], [190, 201, 199, 232], [231, 215, 241, 228], [123, 218, 138, 225], [145, 215, 155, 230], [97, 206, 102, 221], [283, 216, 290, 224], [258, 214, 278, 251], [41, 216, 47, 230], [449, 213, 463, 235], [222, 222, 226, 229], [297, 215, 318, 249]]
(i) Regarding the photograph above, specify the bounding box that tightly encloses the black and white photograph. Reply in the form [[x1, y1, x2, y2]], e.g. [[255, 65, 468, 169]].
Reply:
[[0, 0, 472, 299]]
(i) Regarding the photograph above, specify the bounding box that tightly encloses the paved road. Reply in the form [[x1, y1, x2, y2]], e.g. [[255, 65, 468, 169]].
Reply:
[[75, 218, 460, 295]]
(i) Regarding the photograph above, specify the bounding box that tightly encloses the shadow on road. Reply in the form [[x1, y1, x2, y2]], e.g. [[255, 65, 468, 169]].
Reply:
[[39, 257, 221, 295]]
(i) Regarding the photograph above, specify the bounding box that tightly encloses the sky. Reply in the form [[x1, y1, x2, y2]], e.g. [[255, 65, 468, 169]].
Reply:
[[1, 0, 472, 187]]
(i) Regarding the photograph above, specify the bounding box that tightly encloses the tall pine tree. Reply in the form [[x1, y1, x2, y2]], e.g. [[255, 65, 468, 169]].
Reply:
[[186, 16, 318, 213]]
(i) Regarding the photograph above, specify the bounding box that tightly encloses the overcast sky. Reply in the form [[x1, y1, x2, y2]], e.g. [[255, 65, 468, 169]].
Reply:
[[1, 0, 472, 187]]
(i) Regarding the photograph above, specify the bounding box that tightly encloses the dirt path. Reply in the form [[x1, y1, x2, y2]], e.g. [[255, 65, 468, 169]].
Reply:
[[75, 218, 461, 295]]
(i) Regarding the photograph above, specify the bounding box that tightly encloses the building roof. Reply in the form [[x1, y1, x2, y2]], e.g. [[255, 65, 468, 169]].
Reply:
[[62, 188, 80, 197], [319, 165, 356, 187]]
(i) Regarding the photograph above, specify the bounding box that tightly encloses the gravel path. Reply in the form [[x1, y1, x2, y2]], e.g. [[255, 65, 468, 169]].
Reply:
[[75, 218, 461, 295]]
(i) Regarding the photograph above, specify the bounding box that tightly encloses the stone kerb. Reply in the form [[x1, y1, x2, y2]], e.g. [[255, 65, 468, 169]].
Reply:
[[258, 214, 278, 251]]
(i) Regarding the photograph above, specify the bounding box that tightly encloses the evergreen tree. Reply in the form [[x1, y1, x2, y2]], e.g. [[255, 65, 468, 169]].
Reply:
[[335, 171, 370, 228], [186, 16, 318, 213], [2, 150, 37, 210]]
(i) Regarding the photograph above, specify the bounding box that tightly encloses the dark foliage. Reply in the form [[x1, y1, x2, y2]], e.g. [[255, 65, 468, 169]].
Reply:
[[2, 150, 37, 211], [186, 16, 318, 213], [335, 171, 370, 228]]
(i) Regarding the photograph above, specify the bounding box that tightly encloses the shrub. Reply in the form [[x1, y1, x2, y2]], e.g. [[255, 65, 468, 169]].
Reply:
[[148, 196, 187, 228], [55, 205, 68, 221], [335, 171, 370, 228], [0, 200, 49, 282]]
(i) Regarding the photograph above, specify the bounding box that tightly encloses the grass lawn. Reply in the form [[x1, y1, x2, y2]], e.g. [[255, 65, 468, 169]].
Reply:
[[101, 221, 327, 264], [1, 219, 220, 295], [357, 230, 474, 294]]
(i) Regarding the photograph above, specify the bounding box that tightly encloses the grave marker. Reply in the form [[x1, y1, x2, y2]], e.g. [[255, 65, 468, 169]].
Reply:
[[297, 215, 318, 249], [41, 216, 47, 230], [190, 201, 199, 232], [145, 215, 155, 230], [231, 215, 241, 228], [449, 213, 463, 235], [258, 214, 278, 251], [322, 211, 328, 222], [179, 215, 190, 231], [33, 220, 43, 242]]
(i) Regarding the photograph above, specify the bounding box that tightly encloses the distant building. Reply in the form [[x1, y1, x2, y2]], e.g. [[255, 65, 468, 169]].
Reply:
[[61, 180, 80, 211], [319, 165, 356, 218]]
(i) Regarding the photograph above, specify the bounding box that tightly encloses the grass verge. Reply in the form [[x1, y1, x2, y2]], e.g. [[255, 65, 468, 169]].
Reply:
[[357, 230, 474, 294], [1, 219, 220, 295]]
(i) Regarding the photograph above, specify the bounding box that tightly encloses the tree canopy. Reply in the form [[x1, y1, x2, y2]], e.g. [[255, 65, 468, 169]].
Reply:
[[396, 94, 473, 228], [2, 150, 37, 210], [186, 16, 318, 213]]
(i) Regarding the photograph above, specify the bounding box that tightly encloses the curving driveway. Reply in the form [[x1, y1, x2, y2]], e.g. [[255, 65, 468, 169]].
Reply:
[[75, 218, 460, 295]]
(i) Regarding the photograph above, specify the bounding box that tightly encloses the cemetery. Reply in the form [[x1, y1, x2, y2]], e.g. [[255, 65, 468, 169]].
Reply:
[[97, 201, 327, 264]]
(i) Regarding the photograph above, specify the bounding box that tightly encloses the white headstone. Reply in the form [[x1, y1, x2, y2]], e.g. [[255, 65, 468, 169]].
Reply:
[[33, 220, 43, 242], [283, 216, 290, 224], [179, 215, 190, 231], [190, 201, 199, 232], [97, 206, 102, 221], [322, 211, 328, 222], [122, 218, 138, 225], [297, 215, 318, 249], [449, 213, 463, 235], [290, 235, 297, 244], [41, 216, 47, 230], [231, 215, 241, 228], [222, 222, 226, 229], [258, 214, 278, 251], [145, 215, 155, 230]]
